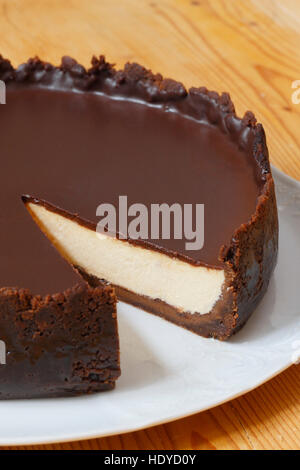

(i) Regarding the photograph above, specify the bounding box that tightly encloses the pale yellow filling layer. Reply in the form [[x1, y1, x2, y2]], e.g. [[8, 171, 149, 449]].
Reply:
[[28, 203, 225, 314]]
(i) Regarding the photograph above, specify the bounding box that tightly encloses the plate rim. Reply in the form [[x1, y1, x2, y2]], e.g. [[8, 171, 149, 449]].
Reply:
[[0, 362, 293, 447], [0, 166, 299, 447]]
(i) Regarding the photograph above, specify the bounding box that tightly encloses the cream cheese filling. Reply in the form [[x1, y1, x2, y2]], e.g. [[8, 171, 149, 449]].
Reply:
[[27, 203, 225, 314]]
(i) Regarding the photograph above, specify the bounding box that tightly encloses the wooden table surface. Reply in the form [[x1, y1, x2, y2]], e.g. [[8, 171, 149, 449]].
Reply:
[[0, 0, 299, 451]]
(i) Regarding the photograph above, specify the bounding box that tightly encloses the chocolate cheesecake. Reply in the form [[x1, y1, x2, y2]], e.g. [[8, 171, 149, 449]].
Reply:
[[0, 55, 278, 361]]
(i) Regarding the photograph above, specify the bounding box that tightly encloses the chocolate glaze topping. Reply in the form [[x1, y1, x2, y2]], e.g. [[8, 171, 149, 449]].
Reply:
[[0, 55, 270, 297]]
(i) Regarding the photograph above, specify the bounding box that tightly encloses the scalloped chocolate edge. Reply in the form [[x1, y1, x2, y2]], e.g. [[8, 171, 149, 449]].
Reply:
[[0, 54, 269, 176], [0, 55, 272, 237], [0, 54, 278, 340]]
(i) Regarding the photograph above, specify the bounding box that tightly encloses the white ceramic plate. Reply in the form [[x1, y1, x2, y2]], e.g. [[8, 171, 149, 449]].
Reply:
[[0, 167, 299, 446]]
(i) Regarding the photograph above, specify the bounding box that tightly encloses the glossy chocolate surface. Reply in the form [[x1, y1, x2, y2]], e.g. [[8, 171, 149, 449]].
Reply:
[[0, 57, 266, 295]]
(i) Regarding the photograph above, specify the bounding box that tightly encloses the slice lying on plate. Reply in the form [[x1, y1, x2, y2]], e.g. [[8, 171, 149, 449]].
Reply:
[[0, 53, 278, 399]]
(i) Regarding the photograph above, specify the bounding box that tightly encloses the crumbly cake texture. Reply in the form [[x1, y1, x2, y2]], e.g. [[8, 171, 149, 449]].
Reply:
[[0, 283, 120, 399], [0, 55, 278, 341]]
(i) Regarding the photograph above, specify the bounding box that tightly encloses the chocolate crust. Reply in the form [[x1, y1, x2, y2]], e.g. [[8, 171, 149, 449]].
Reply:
[[0, 283, 120, 399], [0, 54, 270, 175], [0, 54, 278, 341]]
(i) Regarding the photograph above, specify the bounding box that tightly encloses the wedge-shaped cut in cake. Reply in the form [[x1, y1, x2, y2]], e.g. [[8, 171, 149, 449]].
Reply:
[[1, 55, 278, 348]]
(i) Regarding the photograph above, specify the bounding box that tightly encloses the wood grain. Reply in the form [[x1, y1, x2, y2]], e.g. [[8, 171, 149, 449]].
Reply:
[[0, 0, 299, 451]]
